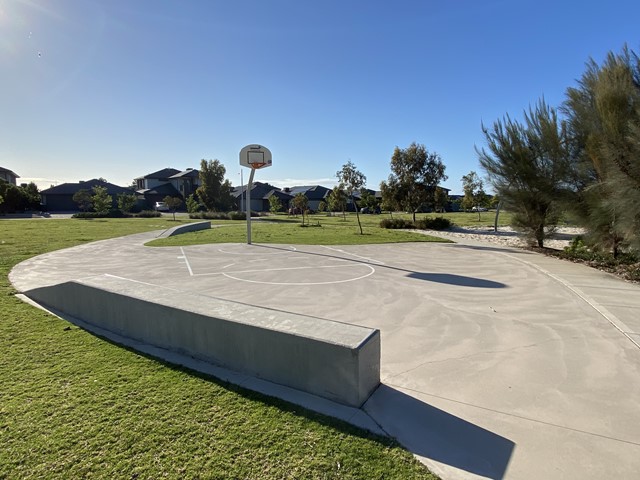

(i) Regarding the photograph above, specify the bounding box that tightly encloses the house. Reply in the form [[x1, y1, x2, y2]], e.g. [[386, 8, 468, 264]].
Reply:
[[0, 167, 19, 185], [282, 185, 332, 212], [40, 179, 133, 212], [134, 167, 201, 208], [233, 182, 291, 212]]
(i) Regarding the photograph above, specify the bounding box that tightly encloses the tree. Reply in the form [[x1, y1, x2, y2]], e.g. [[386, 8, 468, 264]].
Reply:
[[117, 193, 137, 213], [72, 189, 92, 212], [563, 46, 640, 255], [163, 195, 183, 221], [336, 161, 366, 234], [461, 171, 485, 220], [359, 189, 379, 212], [379, 177, 402, 217], [477, 99, 572, 247], [291, 193, 308, 225], [186, 194, 200, 214], [327, 186, 347, 219], [268, 194, 283, 215], [385, 142, 447, 222], [317, 200, 327, 213], [92, 186, 112, 214], [196, 159, 234, 211], [22, 182, 41, 210], [434, 186, 449, 213]]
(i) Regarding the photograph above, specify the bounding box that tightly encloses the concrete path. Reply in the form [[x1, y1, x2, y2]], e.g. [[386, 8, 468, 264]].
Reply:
[[9, 231, 640, 480]]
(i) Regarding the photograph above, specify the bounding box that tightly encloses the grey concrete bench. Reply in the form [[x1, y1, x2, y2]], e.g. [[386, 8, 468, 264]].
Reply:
[[157, 220, 211, 237], [25, 274, 380, 407]]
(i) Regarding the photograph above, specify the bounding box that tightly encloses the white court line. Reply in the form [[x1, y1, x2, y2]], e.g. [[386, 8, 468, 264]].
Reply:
[[217, 246, 297, 255], [179, 247, 194, 276], [104, 274, 178, 290], [192, 262, 370, 277], [222, 264, 375, 286], [321, 246, 386, 265]]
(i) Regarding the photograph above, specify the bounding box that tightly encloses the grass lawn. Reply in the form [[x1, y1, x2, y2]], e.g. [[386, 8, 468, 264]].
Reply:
[[0, 217, 438, 479], [150, 213, 450, 246], [148, 211, 510, 247]]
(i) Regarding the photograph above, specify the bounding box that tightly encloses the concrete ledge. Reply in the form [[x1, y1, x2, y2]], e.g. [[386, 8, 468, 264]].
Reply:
[[25, 275, 380, 407], [157, 220, 211, 238]]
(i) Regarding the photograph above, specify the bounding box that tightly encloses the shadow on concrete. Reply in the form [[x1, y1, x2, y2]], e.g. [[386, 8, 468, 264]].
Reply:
[[365, 384, 515, 480], [447, 243, 523, 254], [254, 244, 508, 289], [407, 272, 506, 288]]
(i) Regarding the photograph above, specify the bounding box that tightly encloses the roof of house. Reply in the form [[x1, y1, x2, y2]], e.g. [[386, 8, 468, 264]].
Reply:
[[0, 166, 19, 178], [233, 182, 281, 198], [283, 185, 331, 200], [262, 189, 293, 201], [40, 179, 131, 195], [169, 168, 199, 179], [137, 183, 181, 196], [135, 168, 181, 180]]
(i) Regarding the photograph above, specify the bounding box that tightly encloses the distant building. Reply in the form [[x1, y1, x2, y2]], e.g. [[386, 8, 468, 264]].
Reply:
[[40, 179, 132, 211], [233, 182, 290, 212], [135, 168, 200, 208], [0, 167, 19, 185], [282, 185, 332, 211]]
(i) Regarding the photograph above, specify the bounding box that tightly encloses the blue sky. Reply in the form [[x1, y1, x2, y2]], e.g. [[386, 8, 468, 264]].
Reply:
[[2, 0, 639, 194]]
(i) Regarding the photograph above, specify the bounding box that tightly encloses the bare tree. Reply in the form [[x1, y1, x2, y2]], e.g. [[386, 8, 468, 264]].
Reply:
[[336, 161, 366, 234]]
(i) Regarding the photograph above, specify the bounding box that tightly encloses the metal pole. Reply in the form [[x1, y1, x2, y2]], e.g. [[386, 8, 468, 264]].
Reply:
[[246, 168, 256, 244], [240, 170, 244, 213]]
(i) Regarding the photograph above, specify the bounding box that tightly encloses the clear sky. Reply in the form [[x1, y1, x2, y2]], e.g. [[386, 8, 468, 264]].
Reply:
[[2, 0, 639, 194]]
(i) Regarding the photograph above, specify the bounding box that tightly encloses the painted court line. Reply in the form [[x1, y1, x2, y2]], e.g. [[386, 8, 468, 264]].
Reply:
[[322, 246, 386, 265], [179, 247, 194, 276]]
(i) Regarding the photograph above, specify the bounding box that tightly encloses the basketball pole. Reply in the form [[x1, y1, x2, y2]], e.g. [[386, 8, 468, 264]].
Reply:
[[246, 167, 256, 245]]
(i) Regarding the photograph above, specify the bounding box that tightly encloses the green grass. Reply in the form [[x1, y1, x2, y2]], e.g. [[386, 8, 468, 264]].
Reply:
[[0, 218, 438, 479], [151, 214, 448, 246], [149, 211, 509, 247]]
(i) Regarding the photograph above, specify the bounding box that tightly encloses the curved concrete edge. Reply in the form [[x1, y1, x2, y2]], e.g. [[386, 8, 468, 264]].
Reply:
[[157, 220, 211, 238], [16, 293, 385, 436], [22, 274, 381, 408]]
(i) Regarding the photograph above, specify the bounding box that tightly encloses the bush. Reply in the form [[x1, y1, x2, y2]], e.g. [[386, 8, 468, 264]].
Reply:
[[72, 209, 128, 219], [379, 218, 414, 229], [415, 216, 452, 230], [189, 211, 264, 220], [72, 212, 107, 219], [229, 211, 247, 220], [189, 211, 231, 220], [137, 210, 162, 218]]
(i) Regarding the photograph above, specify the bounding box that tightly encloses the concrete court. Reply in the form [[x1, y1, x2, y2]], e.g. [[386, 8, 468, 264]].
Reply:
[[9, 230, 640, 480]]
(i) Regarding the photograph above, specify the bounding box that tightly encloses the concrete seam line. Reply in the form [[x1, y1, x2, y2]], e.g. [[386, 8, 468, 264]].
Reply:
[[504, 253, 640, 350]]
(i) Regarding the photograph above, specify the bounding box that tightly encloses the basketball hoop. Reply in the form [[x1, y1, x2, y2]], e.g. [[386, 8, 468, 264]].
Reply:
[[240, 144, 272, 170], [239, 144, 273, 245]]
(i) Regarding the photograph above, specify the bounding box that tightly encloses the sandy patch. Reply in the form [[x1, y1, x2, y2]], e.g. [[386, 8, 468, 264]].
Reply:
[[417, 226, 584, 250]]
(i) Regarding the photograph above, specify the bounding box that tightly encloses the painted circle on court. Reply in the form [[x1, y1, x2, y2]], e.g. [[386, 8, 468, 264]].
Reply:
[[220, 261, 375, 285]]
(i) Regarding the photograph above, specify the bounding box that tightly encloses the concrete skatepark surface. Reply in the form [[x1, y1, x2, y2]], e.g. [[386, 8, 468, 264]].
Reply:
[[10, 229, 640, 480]]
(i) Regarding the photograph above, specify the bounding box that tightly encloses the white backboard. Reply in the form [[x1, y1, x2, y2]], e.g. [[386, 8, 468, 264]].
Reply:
[[239, 144, 272, 169]]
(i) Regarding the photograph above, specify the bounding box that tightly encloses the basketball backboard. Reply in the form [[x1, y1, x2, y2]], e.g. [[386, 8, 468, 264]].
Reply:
[[239, 144, 272, 169]]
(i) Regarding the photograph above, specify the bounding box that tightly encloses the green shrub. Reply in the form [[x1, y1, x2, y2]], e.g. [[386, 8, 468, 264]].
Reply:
[[72, 210, 128, 219], [228, 211, 246, 220], [190, 211, 231, 220], [72, 212, 106, 219], [379, 218, 414, 229], [137, 210, 162, 218], [415, 216, 452, 230]]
